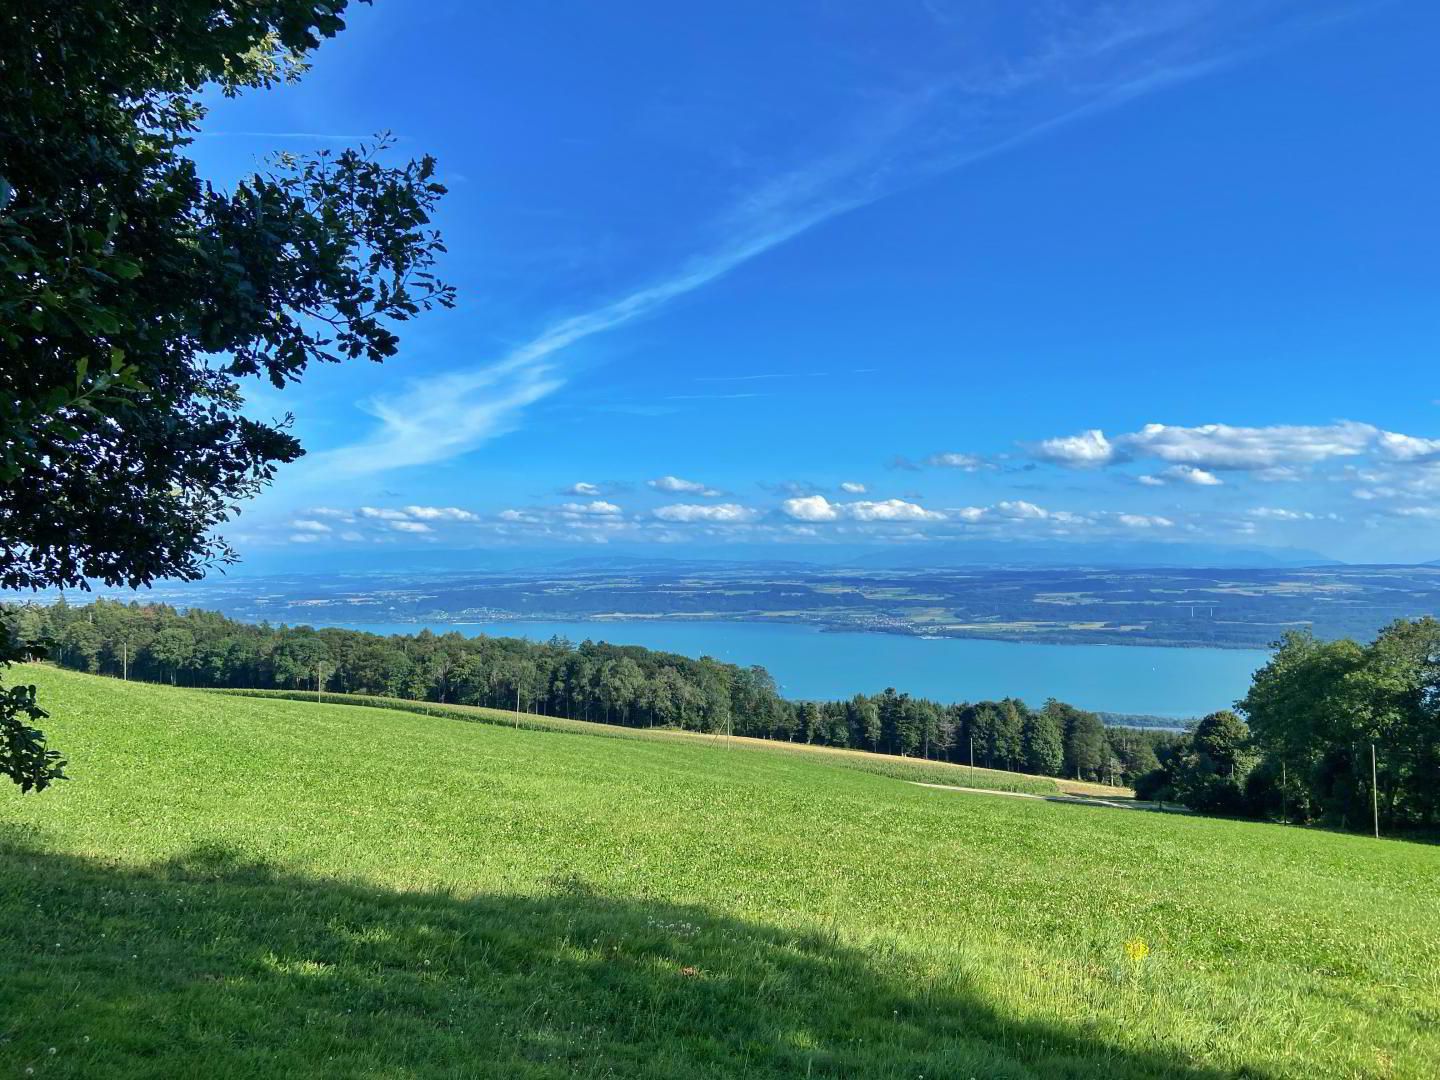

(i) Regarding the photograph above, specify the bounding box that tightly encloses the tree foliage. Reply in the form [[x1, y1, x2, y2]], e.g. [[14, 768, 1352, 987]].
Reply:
[[1240, 623, 1440, 831], [1130, 622, 1440, 832], [0, 1, 454, 789]]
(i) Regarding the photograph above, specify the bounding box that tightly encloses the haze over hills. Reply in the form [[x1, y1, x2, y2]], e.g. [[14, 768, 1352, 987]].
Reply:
[[222, 538, 1345, 579], [845, 540, 1342, 570], [42, 558, 1440, 655]]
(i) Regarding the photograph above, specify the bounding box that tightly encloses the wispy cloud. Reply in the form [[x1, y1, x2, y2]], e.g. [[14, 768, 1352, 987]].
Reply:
[[693, 372, 831, 383], [316, 1, 1347, 477], [663, 392, 767, 401]]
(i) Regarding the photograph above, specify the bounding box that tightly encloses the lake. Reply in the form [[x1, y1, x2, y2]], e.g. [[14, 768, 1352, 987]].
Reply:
[[313, 618, 1268, 718]]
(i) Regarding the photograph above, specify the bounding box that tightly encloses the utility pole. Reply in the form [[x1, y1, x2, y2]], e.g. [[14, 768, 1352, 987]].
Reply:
[[1371, 742, 1380, 840], [316, 664, 324, 703], [968, 734, 974, 768], [121, 640, 128, 681], [1281, 760, 1287, 823]]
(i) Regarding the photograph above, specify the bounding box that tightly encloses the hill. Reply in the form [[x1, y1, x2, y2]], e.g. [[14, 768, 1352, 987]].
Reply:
[[2, 667, 1437, 1078]]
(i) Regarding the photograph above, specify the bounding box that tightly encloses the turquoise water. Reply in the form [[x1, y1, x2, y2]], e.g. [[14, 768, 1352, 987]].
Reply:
[[314, 618, 1268, 718]]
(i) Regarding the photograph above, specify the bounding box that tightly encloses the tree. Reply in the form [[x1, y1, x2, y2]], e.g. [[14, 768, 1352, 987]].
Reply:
[[1022, 709, 1064, 776], [1240, 623, 1440, 830], [969, 703, 1000, 767], [61, 621, 103, 673], [894, 695, 923, 757], [798, 702, 823, 744], [149, 627, 194, 686], [0, 1, 454, 789], [876, 689, 904, 754], [1191, 710, 1252, 776], [993, 699, 1025, 770], [1061, 707, 1106, 781], [609, 658, 645, 723], [272, 634, 332, 691], [1167, 711, 1255, 814]]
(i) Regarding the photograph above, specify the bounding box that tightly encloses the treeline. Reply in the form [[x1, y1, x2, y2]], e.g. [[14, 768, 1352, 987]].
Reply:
[[4, 599, 1173, 786], [1137, 620, 1440, 833]]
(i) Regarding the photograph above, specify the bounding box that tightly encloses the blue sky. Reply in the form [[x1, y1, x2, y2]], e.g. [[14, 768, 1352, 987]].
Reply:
[[193, 0, 1440, 566]]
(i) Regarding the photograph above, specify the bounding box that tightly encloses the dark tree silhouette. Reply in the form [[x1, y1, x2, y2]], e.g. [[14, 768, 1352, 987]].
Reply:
[[0, 1, 454, 788]]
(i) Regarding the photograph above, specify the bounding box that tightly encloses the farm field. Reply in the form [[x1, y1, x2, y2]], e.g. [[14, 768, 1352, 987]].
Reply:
[[2, 666, 1437, 1078]]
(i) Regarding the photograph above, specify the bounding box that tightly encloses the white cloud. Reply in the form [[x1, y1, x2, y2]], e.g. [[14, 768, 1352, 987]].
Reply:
[[290, 519, 332, 533], [1032, 421, 1440, 487], [565, 482, 602, 496], [846, 499, 945, 522], [1116, 513, 1174, 528], [1391, 506, 1440, 520], [1160, 464, 1223, 486], [782, 494, 943, 523], [561, 500, 623, 516], [648, 476, 721, 496], [288, 533, 323, 544], [498, 509, 539, 523], [339, 530, 365, 542], [1119, 421, 1375, 470], [1033, 429, 1115, 468], [995, 500, 1051, 519], [390, 521, 433, 534], [653, 503, 758, 523], [403, 505, 480, 522], [925, 452, 986, 471], [951, 506, 989, 522], [839, 481, 867, 494], [310, 359, 563, 478], [1377, 431, 1440, 463], [1247, 507, 1314, 521], [357, 506, 411, 521], [782, 495, 841, 522]]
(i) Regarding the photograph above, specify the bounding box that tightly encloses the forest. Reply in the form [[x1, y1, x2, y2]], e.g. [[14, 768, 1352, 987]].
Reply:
[[5, 599, 1171, 787]]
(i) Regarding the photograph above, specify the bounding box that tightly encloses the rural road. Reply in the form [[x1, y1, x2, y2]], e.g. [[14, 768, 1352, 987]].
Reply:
[[911, 781, 1175, 813]]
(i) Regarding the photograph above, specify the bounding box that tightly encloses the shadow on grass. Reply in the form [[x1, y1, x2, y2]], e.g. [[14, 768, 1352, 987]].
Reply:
[[0, 828, 1263, 1080]]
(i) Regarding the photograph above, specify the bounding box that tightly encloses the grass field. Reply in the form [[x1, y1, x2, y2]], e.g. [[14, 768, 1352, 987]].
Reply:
[[204, 686, 1069, 796], [2, 666, 1437, 1078]]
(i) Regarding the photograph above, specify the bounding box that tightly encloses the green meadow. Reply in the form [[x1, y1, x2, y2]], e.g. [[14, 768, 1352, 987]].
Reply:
[[2, 665, 1437, 1078]]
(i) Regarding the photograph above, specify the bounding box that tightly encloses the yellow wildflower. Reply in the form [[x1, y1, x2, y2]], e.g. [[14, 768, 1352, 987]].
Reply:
[[1125, 937, 1150, 963]]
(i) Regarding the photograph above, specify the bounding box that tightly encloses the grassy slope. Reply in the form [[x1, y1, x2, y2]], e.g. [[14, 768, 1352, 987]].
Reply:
[[206, 685, 1067, 795], [0, 667, 1435, 1079]]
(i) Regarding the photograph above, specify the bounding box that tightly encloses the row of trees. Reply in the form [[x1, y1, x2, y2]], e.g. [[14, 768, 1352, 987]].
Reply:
[[1135, 620, 1440, 833], [7, 599, 1172, 786]]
